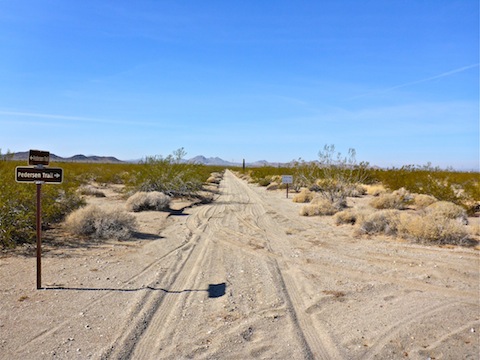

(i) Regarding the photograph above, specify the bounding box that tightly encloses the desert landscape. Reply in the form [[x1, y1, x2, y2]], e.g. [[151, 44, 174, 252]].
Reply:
[[1, 169, 479, 359]]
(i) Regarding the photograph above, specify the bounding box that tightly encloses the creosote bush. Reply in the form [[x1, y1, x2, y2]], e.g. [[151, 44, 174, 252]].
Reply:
[[66, 205, 136, 240], [126, 191, 171, 212], [1, 160, 84, 248], [131, 148, 206, 198]]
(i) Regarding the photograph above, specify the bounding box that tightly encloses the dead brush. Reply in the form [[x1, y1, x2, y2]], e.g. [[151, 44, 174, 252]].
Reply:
[[300, 196, 338, 216], [66, 205, 137, 240], [126, 191, 171, 212], [397, 212, 469, 245], [354, 209, 401, 236], [333, 209, 358, 225], [364, 184, 387, 196], [206, 172, 223, 184], [370, 188, 412, 210], [413, 194, 437, 209], [78, 184, 106, 198], [424, 201, 468, 225], [292, 188, 315, 203]]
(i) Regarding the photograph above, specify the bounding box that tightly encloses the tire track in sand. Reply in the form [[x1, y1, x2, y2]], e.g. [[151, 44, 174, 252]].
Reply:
[[100, 205, 217, 359]]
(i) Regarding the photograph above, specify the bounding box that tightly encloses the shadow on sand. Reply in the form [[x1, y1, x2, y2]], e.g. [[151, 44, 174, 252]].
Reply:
[[43, 282, 227, 299]]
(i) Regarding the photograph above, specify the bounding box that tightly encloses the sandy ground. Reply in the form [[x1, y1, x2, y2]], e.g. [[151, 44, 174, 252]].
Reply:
[[1, 170, 479, 360]]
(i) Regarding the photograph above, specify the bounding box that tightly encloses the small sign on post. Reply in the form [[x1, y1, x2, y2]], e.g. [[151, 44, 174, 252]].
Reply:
[[28, 150, 50, 166], [282, 175, 293, 198], [15, 150, 63, 289]]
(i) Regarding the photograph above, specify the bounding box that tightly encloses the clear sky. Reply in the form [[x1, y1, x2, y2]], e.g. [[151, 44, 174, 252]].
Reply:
[[0, 1, 478, 169]]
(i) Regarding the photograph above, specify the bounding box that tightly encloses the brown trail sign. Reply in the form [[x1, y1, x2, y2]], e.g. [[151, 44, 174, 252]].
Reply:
[[15, 150, 64, 289]]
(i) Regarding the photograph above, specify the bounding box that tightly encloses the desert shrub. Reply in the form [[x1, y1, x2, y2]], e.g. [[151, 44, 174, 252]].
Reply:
[[0, 161, 84, 248], [333, 209, 358, 225], [364, 184, 387, 196], [335, 207, 373, 226], [315, 145, 370, 206], [397, 212, 469, 245], [266, 182, 279, 191], [370, 188, 412, 210], [346, 184, 367, 197], [413, 194, 437, 209], [292, 189, 315, 203], [355, 210, 401, 236], [66, 205, 136, 240], [126, 191, 171, 212], [130, 148, 206, 198], [371, 165, 479, 211], [78, 185, 106, 197], [425, 201, 468, 225], [257, 178, 271, 187], [300, 197, 338, 216], [290, 159, 323, 191], [206, 172, 223, 184]]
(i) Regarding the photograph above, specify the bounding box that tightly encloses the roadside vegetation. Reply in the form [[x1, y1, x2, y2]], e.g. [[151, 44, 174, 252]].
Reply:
[[241, 145, 479, 246], [1, 145, 477, 248], [0, 148, 222, 248]]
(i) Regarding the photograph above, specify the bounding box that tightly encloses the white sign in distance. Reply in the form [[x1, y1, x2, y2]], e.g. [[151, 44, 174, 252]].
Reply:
[[282, 175, 293, 184]]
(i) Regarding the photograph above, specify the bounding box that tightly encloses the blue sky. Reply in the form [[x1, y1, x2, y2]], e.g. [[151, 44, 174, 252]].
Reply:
[[0, 1, 478, 169]]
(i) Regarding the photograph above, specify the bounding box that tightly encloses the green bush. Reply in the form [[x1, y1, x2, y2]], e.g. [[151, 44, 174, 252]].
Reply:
[[0, 160, 84, 248], [128, 148, 209, 198], [371, 165, 479, 211]]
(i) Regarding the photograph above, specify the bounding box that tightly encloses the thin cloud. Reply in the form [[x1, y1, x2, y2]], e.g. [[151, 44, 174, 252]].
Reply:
[[0, 110, 167, 128], [349, 63, 479, 100]]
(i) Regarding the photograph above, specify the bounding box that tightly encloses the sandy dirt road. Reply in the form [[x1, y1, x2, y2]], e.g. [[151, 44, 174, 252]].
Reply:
[[1, 170, 479, 359]]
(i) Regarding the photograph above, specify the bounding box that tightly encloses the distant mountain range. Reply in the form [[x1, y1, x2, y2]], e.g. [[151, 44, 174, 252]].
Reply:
[[10, 151, 124, 164], [7, 152, 286, 167]]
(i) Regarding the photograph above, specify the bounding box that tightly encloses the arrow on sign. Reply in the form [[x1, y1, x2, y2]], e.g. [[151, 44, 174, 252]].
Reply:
[[15, 167, 63, 184]]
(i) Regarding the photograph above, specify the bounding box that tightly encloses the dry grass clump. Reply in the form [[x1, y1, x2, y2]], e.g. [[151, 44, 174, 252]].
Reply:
[[66, 205, 137, 240], [78, 185, 106, 198], [333, 209, 358, 225], [413, 194, 437, 209], [397, 212, 469, 245], [126, 191, 171, 212], [364, 184, 387, 196], [334, 206, 373, 226], [370, 188, 412, 210], [424, 201, 468, 225], [355, 210, 401, 236], [292, 189, 315, 203], [346, 184, 367, 197], [300, 197, 338, 216], [206, 172, 223, 184], [266, 182, 279, 191], [352, 207, 470, 245]]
